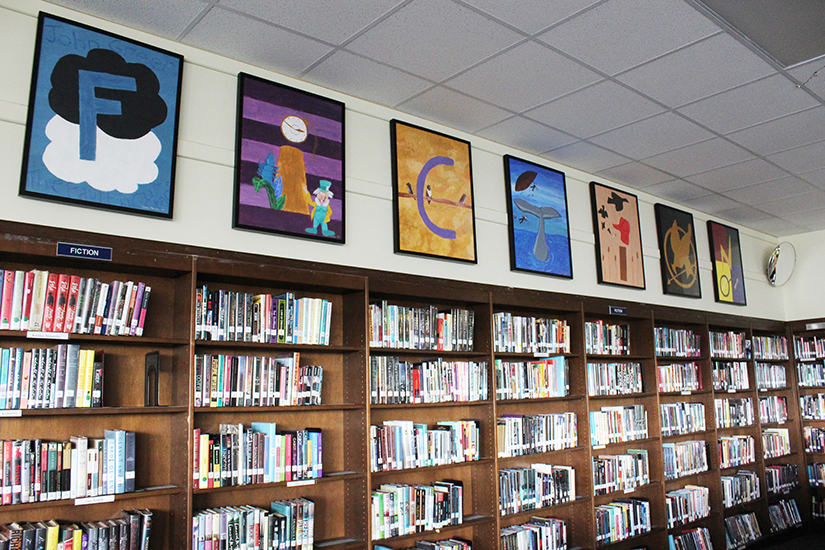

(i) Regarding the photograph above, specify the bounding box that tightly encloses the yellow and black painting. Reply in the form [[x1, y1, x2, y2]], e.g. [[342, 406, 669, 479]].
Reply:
[[391, 120, 476, 263], [655, 204, 701, 298]]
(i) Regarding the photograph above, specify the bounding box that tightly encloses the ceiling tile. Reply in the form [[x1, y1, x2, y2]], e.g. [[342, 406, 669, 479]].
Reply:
[[678, 75, 819, 134], [596, 162, 673, 189], [644, 180, 709, 202], [642, 138, 754, 177], [537, 0, 720, 75], [345, 0, 522, 81], [475, 116, 577, 155], [446, 41, 601, 112], [788, 58, 825, 100], [398, 86, 511, 134], [525, 80, 665, 138], [303, 51, 431, 107], [183, 7, 334, 76], [47, 0, 208, 38], [686, 159, 789, 192], [789, 208, 825, 230], [461, 0, 601, 34], [745, 216, 806, 237], [541, 141, 628, 174], [726, 106, 825, 156], [756, 191, 825, 216], [714, 205, 773, 225], [680, 193, 740, 214], [721, 177, 816, 205], [217, 0, 403, 44], [799, 167, 825, 190], [589, 112, 713, 159], [767, 140, 825, 174], [616, 33, 774, 108]]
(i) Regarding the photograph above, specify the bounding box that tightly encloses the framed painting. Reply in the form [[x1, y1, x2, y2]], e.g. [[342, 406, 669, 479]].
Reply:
[[590, 181, 645, 289], [654, 203, 701, 298], [391, 120, 476, 263], [503, 155, 572, 278], [233, 73, 345, 243], [708, 220, 747, 305], [20, 12, 183, 218]]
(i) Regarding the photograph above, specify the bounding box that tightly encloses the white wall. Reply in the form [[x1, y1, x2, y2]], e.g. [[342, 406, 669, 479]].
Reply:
[[0, 0, 789, 320], [782, 229, 825, 321]]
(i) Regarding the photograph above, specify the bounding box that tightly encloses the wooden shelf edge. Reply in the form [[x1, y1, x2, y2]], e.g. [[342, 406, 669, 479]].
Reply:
[[371, 458, 493, 477], [0, 485, 185, 513], [193, 472, 363, 495], [194, 403, 363, 413], [370, 515, 492, 544]]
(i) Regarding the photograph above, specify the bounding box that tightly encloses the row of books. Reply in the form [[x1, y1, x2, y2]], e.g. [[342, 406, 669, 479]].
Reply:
[[804, 426, 825, 452], [409, 539, 471, 550], [768, 499, 802, 532], [0, 270, 151, 337], [719, 435, 756, 469], [498, 464, 576, 515], [800, 392, 825, 420], [815, 495, 825, 520], [766, 463, 798, 495], [808, 462, 825, 486], [492, 313, 570, 355], [711, 361, 749, 391], [592, 450, 649, 495], [724, 512, 761, 548], [663, 441, 709, 481], [494, 357, 568, 401], [192, 500, 313, 550], [714, 397, 754, 428], [709, 331, 750, 359], [666, 485, 710, 528], [594, 498, 650, 546], [589, 405, 648, 447], [195, 287, 331, 346], [193, 424, 322, 489], [586, 362, 642, 396], [751, 335, 789, 361], [657, 362, 702, 394], [496, 413, 577, 458], [0, 510, 151, 550], [668, 527, 714, 550], [370, 480, 463, 540], [194, 353, 322, 408], [721, 470, 760, 508], [655, 327, 701, 358], [369, 302, 475, 351], [499, 517, 566, 550], [370, 419, 479, 472], [796, 362, 825, 387], [584, 321, 629, 356], [755, 362, 786, 390], [1, 431, 136, 506], [759, 395, 788, 424], [0, 345, 101, 410], [796, 335, 825, 361], [660, 402, 706, 437], [369, 357, 489, 404], [762, 428, 791, 459]]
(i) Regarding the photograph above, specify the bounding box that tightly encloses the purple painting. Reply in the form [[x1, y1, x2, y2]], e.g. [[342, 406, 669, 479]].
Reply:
[[233, 73, 345, 243]]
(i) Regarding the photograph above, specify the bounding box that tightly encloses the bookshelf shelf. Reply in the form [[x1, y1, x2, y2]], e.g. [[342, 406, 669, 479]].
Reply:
[[370, 514, 493, 544], [371, 458, 494, 477]]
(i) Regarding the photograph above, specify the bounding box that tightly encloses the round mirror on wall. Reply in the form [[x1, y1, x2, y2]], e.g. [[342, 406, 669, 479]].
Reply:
[[766, 242, 796, 286]]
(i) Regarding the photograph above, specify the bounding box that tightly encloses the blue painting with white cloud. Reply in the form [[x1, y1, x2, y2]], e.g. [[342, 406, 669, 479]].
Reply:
[[506, 156, 572, 278]]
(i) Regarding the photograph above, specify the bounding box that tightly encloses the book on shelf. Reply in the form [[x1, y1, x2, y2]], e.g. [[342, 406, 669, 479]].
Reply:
[[668, 527, 714, 550], [711, 361, 750, 391], [492, 312, 570, 354], [796, 361, 825, 387], [721, 470, 760, 508], [752, 335, 789, 361], [756, 362, 787, 390], [0, 269, 151, 336], [371, 479, 463, 540], [663, 440, 709, 480], [370, 419, 479, 472], [500, 517, 565, 550], [762, 428, 791, 459], [584, 321, 629, 356], [496, 413, 577, 458], [0, 345, 102, 410], [766, 463, 799, 495], [592, 450, 649, 495], [370, 301, 476, 351], [718, 435, 756, 469], [498, 464, 575, 515], [655, 327, 701, 357], [370, 356, 488, 404], [594, 498, 650, 546], [194, 352, 322, 408], [709, 331, 750, 359], [661, 402, 706, 436], [666, 485, 710, 528], [759, 395, 788, 423], [587, 362, 643, 396], [657, 362, 702, 393], [194, 424, 322, 489], [800, 393, 825, 420], [589, 405, 648, 446], [196, 286, 331, 345], [795, 335, 825, 361], [0, 510, 152, 550], [714, 397, 754, 428], [494, 357, 568, 400], [192, 499, 313, 550], [768, 499, 802, 532], [725, 512, 762, 547]]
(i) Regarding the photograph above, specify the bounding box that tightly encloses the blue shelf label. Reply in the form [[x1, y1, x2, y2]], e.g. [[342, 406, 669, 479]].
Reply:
[[609, 306, 627, 316], [56, 242, 112, 261]]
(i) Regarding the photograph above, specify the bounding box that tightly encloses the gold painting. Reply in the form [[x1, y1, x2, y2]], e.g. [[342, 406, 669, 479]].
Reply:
[[391, 120, 476, 263]]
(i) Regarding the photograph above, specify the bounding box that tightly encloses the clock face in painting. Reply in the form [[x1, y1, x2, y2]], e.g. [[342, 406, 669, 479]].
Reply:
[[281, 115, 308, 143]]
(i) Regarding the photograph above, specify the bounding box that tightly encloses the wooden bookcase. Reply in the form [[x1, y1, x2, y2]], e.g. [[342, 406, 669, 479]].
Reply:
[[0, 220, 819, 550]]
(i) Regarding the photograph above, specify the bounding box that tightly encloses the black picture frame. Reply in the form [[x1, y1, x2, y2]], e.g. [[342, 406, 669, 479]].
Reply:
[[708, 220, 747, 305], [590, 181, 646, 289]]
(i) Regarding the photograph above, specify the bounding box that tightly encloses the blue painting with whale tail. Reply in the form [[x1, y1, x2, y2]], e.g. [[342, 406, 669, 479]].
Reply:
[[504, 155, 573, 278]]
